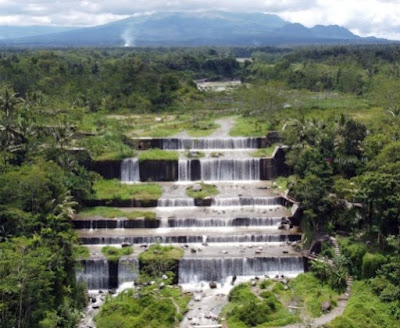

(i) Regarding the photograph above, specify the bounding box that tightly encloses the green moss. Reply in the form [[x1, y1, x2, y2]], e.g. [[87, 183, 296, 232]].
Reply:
[[95, 287, 190, 328], [138, 149, 179, 161], [77, 207, 156, 220], [101, 246, 133, 262], [91, 179, 162, 200], [328, 281, 399, 328], [250, 145, 278, 158], [186, 183, 219, 199]]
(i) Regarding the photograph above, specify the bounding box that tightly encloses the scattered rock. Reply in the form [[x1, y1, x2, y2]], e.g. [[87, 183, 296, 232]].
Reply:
[[150, 281, 155, 285], [255, 250, 262, 254], [92, 303, 101, 309], [282, 279, 288, 285], [222, 250, 228, 254], [209, 281, 217, 289], [194, 294, 202, 302], [155, 117, 162, 122], [159, 282, 165, 289], [202, 242, 209, 247], [121, 242, 131, 248], [283, 251, 289, 254], [191, 248, 197, 253], [231, 275, 237, 285], [162, 274, 168, 280], [284, 285, 289, 290]]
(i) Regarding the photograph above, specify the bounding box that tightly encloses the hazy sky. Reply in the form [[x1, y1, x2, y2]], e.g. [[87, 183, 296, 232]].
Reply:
[[1, 0, 400, 40]]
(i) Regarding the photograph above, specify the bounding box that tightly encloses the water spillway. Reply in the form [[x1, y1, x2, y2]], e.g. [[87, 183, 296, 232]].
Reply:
[[121, 158, 140, 182], [178, 158, 261, 181], [160, 137, 262, 150], [178, 257, 304, 284], [77, 131, 303, 290], [77, 258, 139, 290]]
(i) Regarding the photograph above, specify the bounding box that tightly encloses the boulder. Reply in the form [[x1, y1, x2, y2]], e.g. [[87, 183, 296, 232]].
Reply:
[[321, 301, 332, 313], [192, 184, 202, 192], [209, 281, 217, 289], [162, 274, 168, 280]]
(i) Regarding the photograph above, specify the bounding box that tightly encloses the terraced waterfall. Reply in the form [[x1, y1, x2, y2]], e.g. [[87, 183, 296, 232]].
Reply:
[[76, 135, 304, 321]]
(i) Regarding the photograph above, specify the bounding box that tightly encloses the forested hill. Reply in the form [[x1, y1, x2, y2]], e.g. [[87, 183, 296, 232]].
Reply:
[[0, 11, 390, 47]]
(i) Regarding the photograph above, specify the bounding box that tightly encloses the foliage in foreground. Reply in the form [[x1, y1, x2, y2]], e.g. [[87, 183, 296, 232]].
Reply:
[[328, 281, 400, 328], [95, 286, 191, 328], [222, 281, 298, 327]]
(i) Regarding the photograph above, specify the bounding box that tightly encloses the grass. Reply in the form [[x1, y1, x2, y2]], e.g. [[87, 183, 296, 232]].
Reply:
[[138, 149, 179, 161], [251, 144, 278, 158], [101, 246, 133, 262], [274, 177, 289, 192], [285, 273, 340, 318], [328, 281, 399, 328], [75, 245, 90, 259], [221, 282, 299, 327], [77, 207, 156, 220], [229, 116, 270, 137], [95, 286, 190, 328], [186, 183, 219, 199], [139, 244, 184, 262], [91, 179, 162, 200], [118, 113, 222, 138]]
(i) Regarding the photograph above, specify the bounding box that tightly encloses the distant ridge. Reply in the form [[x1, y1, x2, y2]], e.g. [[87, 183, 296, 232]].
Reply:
[[0, 11, 390, 47]]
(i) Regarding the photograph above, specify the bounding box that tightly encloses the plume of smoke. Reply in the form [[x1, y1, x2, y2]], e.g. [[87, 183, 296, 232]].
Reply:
[[122, 26, 135, 47]]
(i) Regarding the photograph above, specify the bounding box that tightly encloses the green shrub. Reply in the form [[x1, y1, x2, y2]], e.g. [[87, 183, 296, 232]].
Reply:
[[340, 238, 367, 277], [101, 246, 133, 262], [362, 253, 387, 279], [139, 245, 184, 282]]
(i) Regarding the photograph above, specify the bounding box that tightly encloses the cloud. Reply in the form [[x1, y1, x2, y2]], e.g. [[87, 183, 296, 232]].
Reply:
[[0, 0, 398, 39]]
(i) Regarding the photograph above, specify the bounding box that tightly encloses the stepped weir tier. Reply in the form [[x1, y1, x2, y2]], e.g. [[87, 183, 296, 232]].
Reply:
[[76, 133, 305, 321]]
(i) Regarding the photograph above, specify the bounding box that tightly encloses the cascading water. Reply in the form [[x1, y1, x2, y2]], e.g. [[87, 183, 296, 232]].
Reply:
[[167, 217, 283, 228], [121, 158, 140, 182], [76, 259, 109, 290], [157, 198, 195, 207], [178, 257, 304, 283], [118, 258, 139, 286], [178, 159, 191, 181], [80, 233, 301, 245], [211, 197, 281, 207], [161, 137, 260, 150], [200, 158, 260, 181]]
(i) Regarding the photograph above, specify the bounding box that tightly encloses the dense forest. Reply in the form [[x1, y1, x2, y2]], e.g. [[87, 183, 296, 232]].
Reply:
[[1, 44, 400, 327]]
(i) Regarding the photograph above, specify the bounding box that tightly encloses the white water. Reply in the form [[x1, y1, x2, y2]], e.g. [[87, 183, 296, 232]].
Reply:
[[178, 257, 304, 284], [162, 137, 260, 150], [200, 158, 260, 181], [121, 158, 140, 182]]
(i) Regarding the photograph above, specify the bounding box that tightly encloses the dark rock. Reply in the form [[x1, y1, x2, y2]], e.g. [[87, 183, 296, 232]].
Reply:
[[121, 242, 132, 248], [209, 281, 217, 289]]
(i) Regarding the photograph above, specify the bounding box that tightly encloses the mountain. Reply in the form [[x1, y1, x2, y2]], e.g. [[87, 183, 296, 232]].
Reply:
[[0, 26, 78, 40], [0, 11, 389, 47]]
